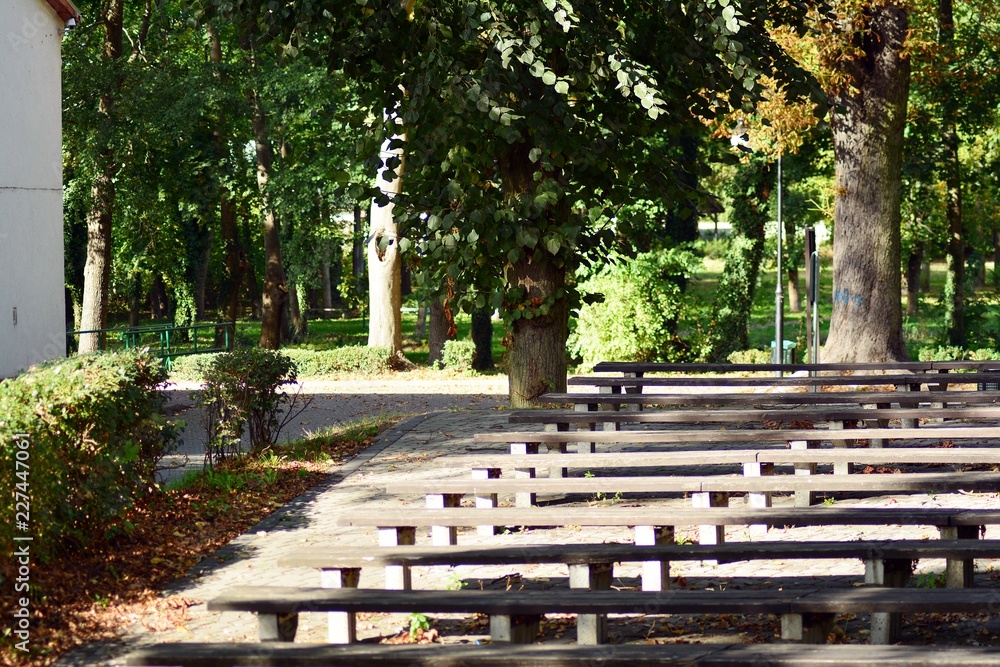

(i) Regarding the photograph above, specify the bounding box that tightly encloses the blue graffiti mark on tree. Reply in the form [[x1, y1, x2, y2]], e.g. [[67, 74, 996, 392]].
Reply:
[[834, 288, 864, 309]]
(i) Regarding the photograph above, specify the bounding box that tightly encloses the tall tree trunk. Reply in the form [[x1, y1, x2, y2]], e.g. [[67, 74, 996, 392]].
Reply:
[[150, 274, 168, 319], [939, 0, 964, 346], [427, 296, 452, 366], [320, 243, 334, 318], [906, 242, 924, 316], [289, 280, 307, 341], [241, 219, 263, 320], [707, 155, 773, 362], [207, 23, 247, 326], [787, 267, 802, 314], [367, 120, 404, 356], [822, 3, 910, 362], [128, 273, 142, 327], [352, 203, 365, 298], [414, 302, 428, 340], [242, 36, 287, 349], [500, 141, 569, 406], [79, 0, 125, 353], [471, 307, 495, 371], [193, 227, 214, 320], [993, 229, 1000, 286]]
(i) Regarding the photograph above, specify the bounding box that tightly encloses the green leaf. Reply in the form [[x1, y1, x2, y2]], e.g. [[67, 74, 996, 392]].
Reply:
[[529, 147, 543, 162], [542, 71, 557, 85], [554, 80, 569, 94], [545, 236, 562, 255], [467, 229, 480, 243]]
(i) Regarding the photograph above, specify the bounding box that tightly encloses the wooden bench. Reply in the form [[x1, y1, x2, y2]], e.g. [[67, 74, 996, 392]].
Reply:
[[123, 641, 1000, 667], [279, 538, 1000, 643], [335, 505, 997, 593], [508, 405, 1000, 429], [592, 360, 1000, 375], [202, 585, 1000, 645], [538, 389, 1000, 411], [565, 372, 1000, 392]]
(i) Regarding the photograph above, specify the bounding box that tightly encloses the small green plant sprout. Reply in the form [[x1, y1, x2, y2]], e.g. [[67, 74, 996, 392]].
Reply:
[[445, 571, 467, 591], [915, 572, 946, 589], [822, 497, 836, 506], [408, 612, 431, 640]]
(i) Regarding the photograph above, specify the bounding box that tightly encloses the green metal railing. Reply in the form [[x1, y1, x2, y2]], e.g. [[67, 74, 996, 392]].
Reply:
[[68, 321, 236, 368]]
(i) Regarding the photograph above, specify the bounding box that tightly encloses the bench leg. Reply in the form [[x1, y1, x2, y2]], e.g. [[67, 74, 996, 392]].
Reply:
[[472, 468, 501, 537], [569, 562, 612, 644], [321, 567, 360, 644], [427, 493, 462, 546], [691, 492, 728, 548], [781, 612, 835, 643], [897, 384, 919, 427], [939, 525, 978, 588], [828, 422, 856, 473], [545, 441, 568, 478], [743, 461, 773, 538], [378, 527, 415, 590], [258, 613, 298, 642], [634, 525, 674, 592], [790, 440, 817, 507], [490, 614, 541, 643], [865, 558, 913, 644], [511, 442, 539, 507]]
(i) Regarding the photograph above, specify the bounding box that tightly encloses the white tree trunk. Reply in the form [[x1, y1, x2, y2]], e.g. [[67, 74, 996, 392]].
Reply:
[[367, 125, 404, 354]]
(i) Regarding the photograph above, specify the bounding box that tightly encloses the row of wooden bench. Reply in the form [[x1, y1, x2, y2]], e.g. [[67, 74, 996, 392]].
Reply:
[[127, 364, 1000, 665]]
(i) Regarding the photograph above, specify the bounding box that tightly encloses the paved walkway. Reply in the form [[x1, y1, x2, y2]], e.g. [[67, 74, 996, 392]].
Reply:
[[55, 391, 1000, 664]]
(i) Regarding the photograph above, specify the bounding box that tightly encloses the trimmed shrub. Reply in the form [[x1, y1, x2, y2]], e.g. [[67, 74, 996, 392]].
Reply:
[[0, 351, 177, 562], [283, 346, 395, 375], [917, 345, 1000, 362], [569, 249, 700, 367], [441, 340, 476, 372], [195, 348, 301, 462]]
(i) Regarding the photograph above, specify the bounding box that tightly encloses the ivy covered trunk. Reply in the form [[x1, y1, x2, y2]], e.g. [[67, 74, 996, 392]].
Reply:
[[822, 3, 909, 362], [706, 155, 773, 362], [506, 253, 568, 406], [471, 307, 495, 371], [367, 129, 404, 356]]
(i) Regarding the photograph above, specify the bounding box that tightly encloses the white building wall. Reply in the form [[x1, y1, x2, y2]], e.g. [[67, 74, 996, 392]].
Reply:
[[0, 0, 67, 378]]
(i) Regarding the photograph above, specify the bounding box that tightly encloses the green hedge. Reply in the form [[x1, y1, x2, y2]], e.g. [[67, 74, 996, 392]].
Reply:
[[0, 351, 177, 562], [283, 346, 395, 375]]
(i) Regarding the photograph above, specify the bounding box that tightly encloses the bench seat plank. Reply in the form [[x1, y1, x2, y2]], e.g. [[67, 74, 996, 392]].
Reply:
[[566, 372, 1000, 388], [472, 426, 1000, 445], [208, 585, 1000, 618], [387, 471, 1000, 496], [334, 506, 990, 527], [435, 448, 1000, 470], [592, 360, 1000, 374], [125, 642, 1000, 667], [507, 406, 1000, 426], [538, 391, 1000, 408], [278, 538, 1000, 569]]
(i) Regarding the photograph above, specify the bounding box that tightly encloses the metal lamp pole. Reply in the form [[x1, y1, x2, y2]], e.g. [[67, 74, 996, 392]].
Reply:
[[774, 153, 784, 376]]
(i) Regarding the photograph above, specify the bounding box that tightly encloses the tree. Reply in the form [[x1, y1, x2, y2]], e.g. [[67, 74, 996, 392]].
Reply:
[[819, 2, 911, 361]]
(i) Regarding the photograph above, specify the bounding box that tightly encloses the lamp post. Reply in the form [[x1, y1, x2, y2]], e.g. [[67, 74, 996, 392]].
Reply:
[[774, 153, 784, 376]]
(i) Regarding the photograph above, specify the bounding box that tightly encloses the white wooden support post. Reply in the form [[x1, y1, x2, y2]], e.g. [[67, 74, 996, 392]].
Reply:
[[321, 567, 361, 644], [897, 383, 919, 427], [258, 613, 298, 642], [599, 385, 623, 430], [490, 614, 541, 643], [939, 525, 977, 588], [623, 371, 644, 413], [472, 468, 501, 537], [828, 422, 855, 474], [427, 493, 462, 545], [511, 441, 539, 507], [634, 525, 674, 592], [865, 558, 912, 644], [378, 526, 415, 590], [790, 439, 817, 507], [691, 492, 728, 547], [574, 402, 600, 450], [743, 460, 773, 538], [544, 422, 569, 478], [569, 562, 612, 644], [780, 613, 835, 643]]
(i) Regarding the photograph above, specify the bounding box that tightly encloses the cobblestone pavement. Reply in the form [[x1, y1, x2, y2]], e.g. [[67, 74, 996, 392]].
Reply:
[[55, 394, 1000, 665]]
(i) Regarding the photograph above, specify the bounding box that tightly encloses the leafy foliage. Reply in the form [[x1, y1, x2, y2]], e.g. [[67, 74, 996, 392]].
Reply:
[[0, 352, 177, 562], [195, 348, 303, 462], [441, 340, 477, 372], [283, 346, 395, 375], [568, 248, 701, 366]]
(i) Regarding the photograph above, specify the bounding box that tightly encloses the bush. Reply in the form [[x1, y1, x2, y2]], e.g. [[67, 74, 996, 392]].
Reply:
[[195, 348, 303, 463], [917, 345, 1000, 362], [0, 351, 177, 562], [568, 248, 701, 366], [441, 340, 476, 372], [726, 348, 772, 364], [283, 346, 395, 375]]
